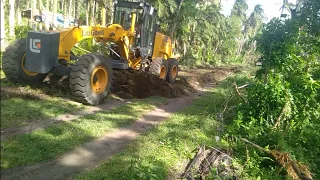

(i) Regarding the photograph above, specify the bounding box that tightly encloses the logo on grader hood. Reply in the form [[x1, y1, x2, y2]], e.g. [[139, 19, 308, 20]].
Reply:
[[29, 38, 41, 53], [82, 30, 104, 36]]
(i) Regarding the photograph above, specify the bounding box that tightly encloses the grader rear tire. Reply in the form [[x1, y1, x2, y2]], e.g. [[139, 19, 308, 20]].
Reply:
[[2, 38, 47, 84], [166, 58, 179, 83], [149, 58, 168, 80], [69, 53, 113, 105]]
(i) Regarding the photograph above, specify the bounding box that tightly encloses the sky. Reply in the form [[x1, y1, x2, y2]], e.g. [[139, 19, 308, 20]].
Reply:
[[220, 0, 296, 22]]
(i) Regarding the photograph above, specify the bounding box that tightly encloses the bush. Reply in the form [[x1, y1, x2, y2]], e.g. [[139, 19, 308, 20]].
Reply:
[[14, 25, 33, 39]]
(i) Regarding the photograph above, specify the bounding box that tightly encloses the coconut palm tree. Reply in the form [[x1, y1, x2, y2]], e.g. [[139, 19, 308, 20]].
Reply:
[[243, 4, 265, 56], [280, 0, 295, 17], [9, 0, 15, 36], [246, 4, 264, 33], [231, 0, 248, 20]]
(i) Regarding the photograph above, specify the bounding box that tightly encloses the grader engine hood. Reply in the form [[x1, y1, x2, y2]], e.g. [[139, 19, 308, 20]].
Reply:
[[25, 31, 60, 73]]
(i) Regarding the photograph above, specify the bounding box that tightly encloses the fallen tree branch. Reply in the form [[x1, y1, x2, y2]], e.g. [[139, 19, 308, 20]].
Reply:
[[240, 138, 268, 153], [238, 83, 250, 89], [182, 145, 206, 179], [233, 83, 247, 103], [239, 138, 313, 180], [182, 145, 237, 179]]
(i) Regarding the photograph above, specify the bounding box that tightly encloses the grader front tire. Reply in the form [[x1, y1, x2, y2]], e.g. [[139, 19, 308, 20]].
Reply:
[[69, 54, 113, 105], [2, 38, 47, 84], [149, 58, 168, 80], [166, 58, 179, 83]]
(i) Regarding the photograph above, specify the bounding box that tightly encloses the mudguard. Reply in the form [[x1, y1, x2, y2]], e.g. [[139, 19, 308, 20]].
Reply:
[[25, 31, 60, 73]]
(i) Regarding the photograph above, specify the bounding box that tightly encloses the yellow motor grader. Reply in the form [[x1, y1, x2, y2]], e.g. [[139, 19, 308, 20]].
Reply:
[[2, 1, 179, 105]]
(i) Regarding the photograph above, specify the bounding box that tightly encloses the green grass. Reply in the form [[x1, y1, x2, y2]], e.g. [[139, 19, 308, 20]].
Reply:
[[0, 69, 84, 129], [1, 70, 5, 79], [72, 73, 251, 180], [0, 97, 166, 169], [1, 97, 84, 129]]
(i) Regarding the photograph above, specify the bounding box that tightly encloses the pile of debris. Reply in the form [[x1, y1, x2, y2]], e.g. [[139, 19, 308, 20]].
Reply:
[[111, 70, 194, 99], [181, 145, 240, 179]]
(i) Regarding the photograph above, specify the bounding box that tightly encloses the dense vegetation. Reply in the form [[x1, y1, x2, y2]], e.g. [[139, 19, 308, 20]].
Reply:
[[1, 0, 265, 66], [226, 0, 320, 178]]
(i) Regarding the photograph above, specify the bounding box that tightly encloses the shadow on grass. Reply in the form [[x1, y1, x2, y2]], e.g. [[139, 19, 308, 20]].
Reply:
[[0, 90, 83, 129], [1, 122, 94, 169], [0, 100, 156, 170], [0, 76, 73, 101]]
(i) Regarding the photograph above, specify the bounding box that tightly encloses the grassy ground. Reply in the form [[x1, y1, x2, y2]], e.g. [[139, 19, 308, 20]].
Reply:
[[72, 72, 252, 180], [0, 70, 124, 129], [1, 97, 84, 129], [1, 97, 166, 169], [0, 77, 85, 129]]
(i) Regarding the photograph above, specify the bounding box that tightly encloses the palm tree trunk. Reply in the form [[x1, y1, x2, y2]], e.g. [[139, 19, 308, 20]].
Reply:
[[16, 0, 22, 24], [9, 0, 15, 37], [61, 0, 64, 12], [170, 0, 184, 38], [0, 0, 5, 50], [53, 0, 57, 28], [74, 0, 78, 21], [32, 0, 37, 29], [46, 0, 49, 10], [68, 0, 72, 25], [91, 0, 96, 25], [105, 0, 112, 24], [63, 0, 68, 27], [53, 0, 57, 14], [101, 7, 106, 26], [86, 1, 90, 26], [213, 40, 221, 55], [237, 41, 243, 56]]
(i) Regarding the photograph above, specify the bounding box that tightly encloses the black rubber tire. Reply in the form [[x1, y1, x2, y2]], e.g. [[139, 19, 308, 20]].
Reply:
[[166, 58, 179, 83], [149, 58, 168, 80], [70, 51, 78, 60], [2, 38, 47, 84], [69, 53, 113, 105]]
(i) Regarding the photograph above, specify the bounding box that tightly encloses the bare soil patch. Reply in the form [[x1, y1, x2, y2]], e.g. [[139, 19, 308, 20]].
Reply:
[[110, 66, 238, 99], [111, 70, 193, 99], [1, 66, 239, 101]]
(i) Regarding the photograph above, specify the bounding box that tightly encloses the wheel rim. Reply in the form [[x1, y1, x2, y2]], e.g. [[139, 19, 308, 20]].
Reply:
[[91, 66, 108, 94], [160, 66, 166, 79], [171, 65, 177, 79], [21, 54, 39, 76]]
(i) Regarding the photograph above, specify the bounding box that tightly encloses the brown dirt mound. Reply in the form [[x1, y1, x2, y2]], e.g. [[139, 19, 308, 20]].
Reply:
[[110, 67, 235, 99], [0, 66, 238, 100], [111, 70, 193, 99]]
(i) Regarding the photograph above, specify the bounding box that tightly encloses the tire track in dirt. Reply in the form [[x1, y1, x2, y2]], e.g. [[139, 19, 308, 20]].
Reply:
[[0, 92, 205, 180], [1, 99, 130, 141]]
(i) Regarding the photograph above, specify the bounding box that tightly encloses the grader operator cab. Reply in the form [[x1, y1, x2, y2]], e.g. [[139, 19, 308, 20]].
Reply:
[[2, 1, 179, 105]]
